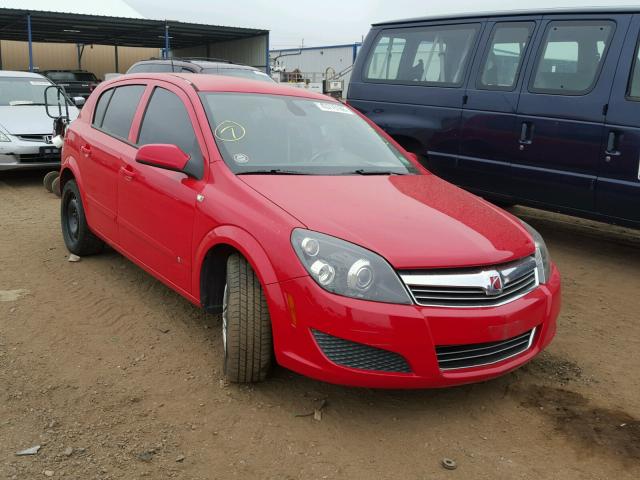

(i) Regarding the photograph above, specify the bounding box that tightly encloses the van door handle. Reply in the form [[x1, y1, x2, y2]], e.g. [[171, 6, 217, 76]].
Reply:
[[80, 145, 91, 157], [605, 131, 622, 157], [519, 122, 534, 146], [119, 165, 137, 181]]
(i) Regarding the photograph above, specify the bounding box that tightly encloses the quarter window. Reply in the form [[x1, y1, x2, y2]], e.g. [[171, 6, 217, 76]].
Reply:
[[137, 87, 204, 178], [479, 22, 534, 90], [92, 88, 113, 127], [365, 24, 480, 86], [98, 85, 145, 139], [531, 21, 614, 95]]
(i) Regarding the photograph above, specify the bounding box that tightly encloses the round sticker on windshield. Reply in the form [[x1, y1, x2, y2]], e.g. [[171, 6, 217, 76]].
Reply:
[[214, 121, 246, 142], [233, 153, 249, 164]]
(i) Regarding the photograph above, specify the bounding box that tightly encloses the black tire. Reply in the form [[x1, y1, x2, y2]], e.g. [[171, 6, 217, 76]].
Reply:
[[51, 176, 61, 198], [43, 171, 58, 193], [223, 253, 273, 383], [61, 179, 104, 256]]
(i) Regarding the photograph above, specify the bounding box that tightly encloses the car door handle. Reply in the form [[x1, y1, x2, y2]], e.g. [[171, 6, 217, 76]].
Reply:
[[519, 122, 534, 145], [605, 131, 622, 157], [80, 145, 91, 157], [119, 165, 137, 181]]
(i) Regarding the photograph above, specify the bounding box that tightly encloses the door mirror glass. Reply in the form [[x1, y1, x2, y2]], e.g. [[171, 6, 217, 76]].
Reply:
[[135, 144, 190, 174]]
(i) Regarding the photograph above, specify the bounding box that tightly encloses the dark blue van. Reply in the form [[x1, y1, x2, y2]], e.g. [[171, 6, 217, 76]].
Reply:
[[348, 7, 640, 228]]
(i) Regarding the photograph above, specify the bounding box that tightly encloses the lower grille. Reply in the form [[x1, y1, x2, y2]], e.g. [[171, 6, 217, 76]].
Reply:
[[436, 328, 536, 370], [312, 330, 411, 373]]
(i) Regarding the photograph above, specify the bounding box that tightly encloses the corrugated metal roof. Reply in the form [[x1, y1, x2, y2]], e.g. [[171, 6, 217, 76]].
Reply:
[[1, 0, 145, 19]]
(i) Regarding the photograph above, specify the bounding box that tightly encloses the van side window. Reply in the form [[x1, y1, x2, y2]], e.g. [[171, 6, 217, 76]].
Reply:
[[531, 21, 614, 95], [365, 24, 480, 86], [627, 38, 640, 100], [479, 22, 534, 90], [98, 85, 145, 140]]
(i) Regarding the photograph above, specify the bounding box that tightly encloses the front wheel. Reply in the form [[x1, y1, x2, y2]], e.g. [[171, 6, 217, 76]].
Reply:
[[223, 253, 273, 383], [61, 179, 104, 256]]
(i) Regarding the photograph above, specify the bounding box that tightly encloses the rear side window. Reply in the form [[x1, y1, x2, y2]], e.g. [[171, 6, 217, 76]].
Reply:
[[365, 24, 480, 86], [627, 37, 640, 100], [479, 22, 534, 90], [96, 85, 145, 140], [137, 87, 204, 178], [531, 21, 614, 95], [92, 89, 113, 127]]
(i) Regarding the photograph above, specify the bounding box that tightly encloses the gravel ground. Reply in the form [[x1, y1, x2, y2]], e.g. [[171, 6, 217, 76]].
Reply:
[[1, 171, 639, 479]]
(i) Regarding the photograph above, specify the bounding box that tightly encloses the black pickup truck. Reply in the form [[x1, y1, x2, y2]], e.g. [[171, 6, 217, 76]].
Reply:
[[41, 70, 99, 99]]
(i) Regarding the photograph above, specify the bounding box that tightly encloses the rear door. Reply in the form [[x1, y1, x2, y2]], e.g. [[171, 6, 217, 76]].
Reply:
[[597, 14, 640, 226], [117, 82, 208, 293], [512, 14, 629, 212], [458, 17, 539, 195], [347, 20, 483, 180], [79, 83, 145, 240]]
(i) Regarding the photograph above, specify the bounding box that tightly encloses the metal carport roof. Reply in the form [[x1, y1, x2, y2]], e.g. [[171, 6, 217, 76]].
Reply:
[[0, 8, 268, 49]]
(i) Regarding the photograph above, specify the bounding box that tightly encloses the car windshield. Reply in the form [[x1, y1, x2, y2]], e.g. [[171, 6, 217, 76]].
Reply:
[[47, 72, 97, 82], [201, 68, 274, 83], [0, 77, 70, 106], [199, 93, 420, 175]]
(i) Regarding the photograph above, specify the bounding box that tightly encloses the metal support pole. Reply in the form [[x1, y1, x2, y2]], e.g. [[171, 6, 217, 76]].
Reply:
[[27, 14, 33, 72], [114, 45, 119, 72], [164, 22, 170, 59], [265, 33, 270, 74]]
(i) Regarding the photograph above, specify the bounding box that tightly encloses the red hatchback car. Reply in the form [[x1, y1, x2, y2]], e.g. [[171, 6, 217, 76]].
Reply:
[[59, 73, 561, 388]]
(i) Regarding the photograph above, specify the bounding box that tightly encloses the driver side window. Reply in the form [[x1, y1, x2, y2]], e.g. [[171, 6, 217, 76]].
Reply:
[[137, 87, 204, 179]]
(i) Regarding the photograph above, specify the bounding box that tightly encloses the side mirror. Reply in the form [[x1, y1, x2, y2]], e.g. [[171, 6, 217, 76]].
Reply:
[[73, 96, 86, 107], [136, 144, 190, 173]]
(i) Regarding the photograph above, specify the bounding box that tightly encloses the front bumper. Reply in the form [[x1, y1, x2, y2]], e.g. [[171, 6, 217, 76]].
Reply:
[[266, 265, 561, 388], [0, 138, 61, 171]]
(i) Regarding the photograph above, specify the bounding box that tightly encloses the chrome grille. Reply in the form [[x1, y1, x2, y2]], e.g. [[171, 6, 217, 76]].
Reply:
[[16, 134, 51, 143], [400, 256, 538, 308], [436, 328, 536, 370]]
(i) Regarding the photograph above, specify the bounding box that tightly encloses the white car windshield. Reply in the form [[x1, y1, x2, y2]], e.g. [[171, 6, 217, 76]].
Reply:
[[0, 77, 70, 106], [200, 93, 420, 175]]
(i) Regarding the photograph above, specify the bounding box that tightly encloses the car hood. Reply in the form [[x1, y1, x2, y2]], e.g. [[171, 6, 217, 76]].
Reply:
[[0, 105, 79, 135], [240, 174, 535, 269]]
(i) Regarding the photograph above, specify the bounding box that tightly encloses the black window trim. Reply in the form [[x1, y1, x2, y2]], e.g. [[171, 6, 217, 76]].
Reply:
[[625, 30, 640, 102], [527, 19, 617, 97], [362, 22, 483, 89], [476, 21, 536, 92], [90, 84, 146, 147]]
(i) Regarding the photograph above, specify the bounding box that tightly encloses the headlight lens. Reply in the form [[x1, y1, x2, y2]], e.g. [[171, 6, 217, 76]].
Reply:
[[0, 132, 11, 142], [520, 221, 551, 283], [291, 229, 412, 304]]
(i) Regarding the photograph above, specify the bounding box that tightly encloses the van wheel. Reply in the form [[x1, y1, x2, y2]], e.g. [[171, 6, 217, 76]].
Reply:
[[61, 179, 104, 256], [222, 253, 273, 383], [43, 171, 58, 193]]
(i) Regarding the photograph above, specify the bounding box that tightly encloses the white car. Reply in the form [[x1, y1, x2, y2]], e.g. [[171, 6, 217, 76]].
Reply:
[[0, 71, 80, 171]]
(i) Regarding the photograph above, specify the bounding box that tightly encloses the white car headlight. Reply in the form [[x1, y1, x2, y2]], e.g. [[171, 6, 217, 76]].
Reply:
[[291, 229, 412, 304], [0, 131, 11, 142], [520, 221, 551, 284]]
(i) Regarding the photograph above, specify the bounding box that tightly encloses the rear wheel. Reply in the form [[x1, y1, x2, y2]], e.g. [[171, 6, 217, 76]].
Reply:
[[61, 179, 104, 256], [223, 253, 273, 383], [43, 171, 58, 193]]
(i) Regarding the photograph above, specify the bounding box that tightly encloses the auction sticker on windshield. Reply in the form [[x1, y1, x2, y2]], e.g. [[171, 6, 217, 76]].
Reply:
[[314, 102, 353, 115]]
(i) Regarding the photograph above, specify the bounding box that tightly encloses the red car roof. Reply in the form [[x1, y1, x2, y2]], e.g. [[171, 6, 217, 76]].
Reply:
[[119, 73, 334, 101]]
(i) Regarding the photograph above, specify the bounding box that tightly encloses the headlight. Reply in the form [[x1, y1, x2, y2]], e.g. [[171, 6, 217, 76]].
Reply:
[[291, 229, 412, 304], [520, 221, 551, 283], [0, 132, 11, 142]]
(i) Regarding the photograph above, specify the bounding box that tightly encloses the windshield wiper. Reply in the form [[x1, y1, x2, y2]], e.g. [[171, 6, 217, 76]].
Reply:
[[350, 169, 407, 176], [238, 169, 310, 175]]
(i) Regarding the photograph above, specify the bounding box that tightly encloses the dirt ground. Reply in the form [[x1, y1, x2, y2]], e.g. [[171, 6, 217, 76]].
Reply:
[[1, 171, 639, 480]]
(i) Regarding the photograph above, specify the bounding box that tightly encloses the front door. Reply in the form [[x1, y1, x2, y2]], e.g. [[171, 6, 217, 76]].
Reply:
[[597, 14, 640, 226], [511, 14, 629, 212], [117, 83, 208, 293]]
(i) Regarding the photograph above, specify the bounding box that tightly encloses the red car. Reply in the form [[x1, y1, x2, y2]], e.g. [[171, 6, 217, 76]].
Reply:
[[59, 73, 561, 388]]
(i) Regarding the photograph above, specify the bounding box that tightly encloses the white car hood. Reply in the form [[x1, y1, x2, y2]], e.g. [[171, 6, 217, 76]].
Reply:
[[0, 105, 79, 135]]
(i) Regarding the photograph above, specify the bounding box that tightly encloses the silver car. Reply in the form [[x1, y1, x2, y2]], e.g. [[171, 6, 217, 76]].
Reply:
[[0, 71, 79, 171]]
